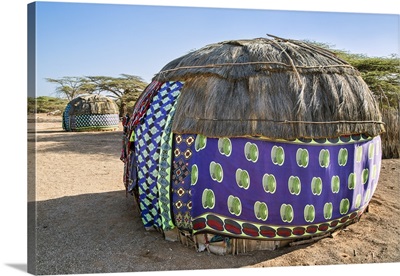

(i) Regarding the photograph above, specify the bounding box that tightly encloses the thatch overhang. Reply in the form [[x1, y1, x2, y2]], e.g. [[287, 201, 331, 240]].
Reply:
[[67, 94, 119, 115], [153, 36, 384, 140]]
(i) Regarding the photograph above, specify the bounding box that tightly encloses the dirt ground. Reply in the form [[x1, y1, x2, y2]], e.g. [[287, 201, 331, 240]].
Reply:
[[29, 114, 400, 275]]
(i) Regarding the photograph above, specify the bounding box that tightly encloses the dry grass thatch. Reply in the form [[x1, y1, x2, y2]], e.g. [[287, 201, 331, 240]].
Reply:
[[153, 35, 384, 139], [67, 95, 119, 115], [381, 108, 400, 158]]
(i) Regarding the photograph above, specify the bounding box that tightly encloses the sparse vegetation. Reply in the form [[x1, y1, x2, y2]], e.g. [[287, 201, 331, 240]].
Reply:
[[28, 96, 68, 114]]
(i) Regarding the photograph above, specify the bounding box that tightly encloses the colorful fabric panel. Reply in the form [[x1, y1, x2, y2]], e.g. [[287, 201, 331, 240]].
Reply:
[[133, 81, 183, 228], [190, 135, 381, 239], [63, 112, 119, 131], [129, 81, 163, 127], [62, 103, 72, 131], [171, 134, 197, 230], [121, 81, 162, 192], [73, 114, 119, 130], [156, 95, 181, 231]]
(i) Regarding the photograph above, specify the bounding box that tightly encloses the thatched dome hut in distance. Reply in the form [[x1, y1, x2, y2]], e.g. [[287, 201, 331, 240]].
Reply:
[[121, 36, 384, 254], [62, 94, 119, 132]]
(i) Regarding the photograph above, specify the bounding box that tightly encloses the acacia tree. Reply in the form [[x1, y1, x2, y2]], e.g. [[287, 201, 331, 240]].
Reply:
[[45, 76, 96, 101], [46, 74, 148, 116], [86, 74, 148, 116], [336, 52, 400, 108]]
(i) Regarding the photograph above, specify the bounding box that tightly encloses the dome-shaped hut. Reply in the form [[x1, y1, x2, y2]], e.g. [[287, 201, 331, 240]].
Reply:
[[62, 94, 120, 131], [121, 36, 384, 254]]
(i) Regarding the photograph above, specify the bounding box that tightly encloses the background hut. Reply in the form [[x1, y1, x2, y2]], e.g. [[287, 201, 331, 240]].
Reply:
[[63, 94, 120, 132], [121, 36, 384, 254]]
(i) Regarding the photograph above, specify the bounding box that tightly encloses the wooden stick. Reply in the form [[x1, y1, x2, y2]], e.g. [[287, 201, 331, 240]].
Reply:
[[289, 232, 332, 246]]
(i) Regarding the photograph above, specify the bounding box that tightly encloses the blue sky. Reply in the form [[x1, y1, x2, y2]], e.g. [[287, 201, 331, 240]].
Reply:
[[33, 1, 399, 97]]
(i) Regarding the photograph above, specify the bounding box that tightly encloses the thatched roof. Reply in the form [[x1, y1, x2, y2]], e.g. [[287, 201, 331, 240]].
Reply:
[[66, 94, 119, 115], [153, 35, 384, 140]]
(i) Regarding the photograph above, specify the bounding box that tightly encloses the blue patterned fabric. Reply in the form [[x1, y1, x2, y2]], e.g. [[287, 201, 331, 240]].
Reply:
[[63, 112, 119, 131], [133, 81, 183, 228], [62, 104, 72, 131], [156, 102, 181, 231]]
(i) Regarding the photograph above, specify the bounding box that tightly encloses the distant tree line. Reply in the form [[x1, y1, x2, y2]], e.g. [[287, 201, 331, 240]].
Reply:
[[27, 96, 68, 114], [44, 74, 148, 116]]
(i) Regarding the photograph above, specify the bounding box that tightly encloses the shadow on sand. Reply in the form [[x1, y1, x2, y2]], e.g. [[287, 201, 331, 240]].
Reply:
[[29, 190, 305, 275], [32, 130, 124, 157]]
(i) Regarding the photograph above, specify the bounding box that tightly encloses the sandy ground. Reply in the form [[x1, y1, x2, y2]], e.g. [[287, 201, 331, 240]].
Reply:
[[29, 114, 400, 275]]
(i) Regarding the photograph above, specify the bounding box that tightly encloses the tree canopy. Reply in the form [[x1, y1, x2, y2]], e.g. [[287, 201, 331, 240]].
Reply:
[[338, 53, 399, 109], [46, 74, 148, 115], [45, 76, 97, 101], [85, 74, 147, 106]]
